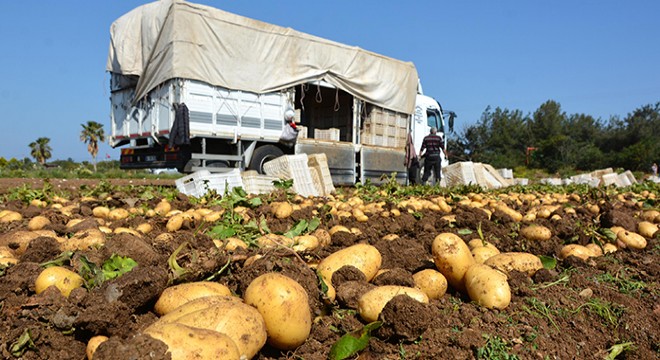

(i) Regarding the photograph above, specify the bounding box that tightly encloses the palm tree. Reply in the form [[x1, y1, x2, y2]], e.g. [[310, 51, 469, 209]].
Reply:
[[29, 137, 52, 165], [80, 121, 106, 172]]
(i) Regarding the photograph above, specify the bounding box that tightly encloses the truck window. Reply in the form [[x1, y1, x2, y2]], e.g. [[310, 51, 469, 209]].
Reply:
[[427, 110, 440, 129]]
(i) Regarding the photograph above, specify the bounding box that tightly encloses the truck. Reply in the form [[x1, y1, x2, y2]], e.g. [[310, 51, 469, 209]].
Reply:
[[107, 0, 450, 186]]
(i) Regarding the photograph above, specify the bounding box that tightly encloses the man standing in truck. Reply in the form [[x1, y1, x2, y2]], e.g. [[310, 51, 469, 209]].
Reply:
[[419, 127, 445, 186]]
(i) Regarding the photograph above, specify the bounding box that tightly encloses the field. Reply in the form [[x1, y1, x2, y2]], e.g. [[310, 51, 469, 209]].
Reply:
[[0, 177, 658, 359]]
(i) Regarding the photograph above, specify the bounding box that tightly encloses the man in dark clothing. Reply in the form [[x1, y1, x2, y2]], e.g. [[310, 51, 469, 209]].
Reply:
[[420, 127, 445, 185]]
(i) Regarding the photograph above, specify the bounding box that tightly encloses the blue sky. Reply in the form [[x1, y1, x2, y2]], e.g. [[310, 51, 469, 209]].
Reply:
[[1, 1, 658, 162]]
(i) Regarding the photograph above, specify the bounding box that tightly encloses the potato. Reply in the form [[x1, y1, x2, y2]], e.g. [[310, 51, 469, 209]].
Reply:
[[471, 246, 500, 264], [144, 322, 240, 360], [585, 243, 603, 257], [108, 208, 130, 221], [617, 230, 647, 249], [328, 225, 351, 235], [520, 224, 552, 241], [464, 264, 511, 309], [0, 230, 58, 255], [312, 229, 331, 247], [358, 285, 429, 323], [602, 243, 618, 254], [484, 252, 543, 277], [135, 223, 153, 234], [493, 204, 522, 222], [64, 228, 106, 251], [412, 269, 448, 300], [223, 237, 248, 251], [35, 266, 84, 297], [28, 216, 51, 231], [86, 335, 108, 360], [558, 244, 593, 260], [166, 214, 184, 232], [257, 234, 294, 248], [154, 200, 172, 216], [244, 273, 312, 350], [92, 206, 110, 219], [272, 202, 293, 219], [317, 244, 382, 301], [157, 296, 243, 323], [467, 239, 498, 251], [292, 235, 320, 252], [154, 281, 232, 316], [637, 221, 658, 238], [0, 210, 22, 223], [432, 233, 474, 292], [160, 300, 267, 359]]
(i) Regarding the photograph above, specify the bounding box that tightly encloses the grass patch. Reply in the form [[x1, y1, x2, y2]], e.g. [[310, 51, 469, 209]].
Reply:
[[475, 334, 520, 360], [574, 298, 625, 328], [594, 269, 646, 294], [521, 298, 559, 331]]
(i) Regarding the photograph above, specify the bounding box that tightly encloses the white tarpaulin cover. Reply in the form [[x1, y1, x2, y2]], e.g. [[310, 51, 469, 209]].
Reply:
[[107, 0, 419, 114]]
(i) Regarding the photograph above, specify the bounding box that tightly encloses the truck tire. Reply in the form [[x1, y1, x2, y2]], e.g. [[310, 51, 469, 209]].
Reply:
[[248, 145, 284, 174]]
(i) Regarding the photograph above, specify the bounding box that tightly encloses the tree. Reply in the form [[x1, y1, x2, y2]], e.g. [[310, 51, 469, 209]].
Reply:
[[80, 121, 106, 172], [29, 137, 52, 165]]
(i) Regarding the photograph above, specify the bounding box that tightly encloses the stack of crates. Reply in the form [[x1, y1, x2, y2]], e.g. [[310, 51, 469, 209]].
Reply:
[[361, 107, 408, 148], [263, 154, 319, 197]]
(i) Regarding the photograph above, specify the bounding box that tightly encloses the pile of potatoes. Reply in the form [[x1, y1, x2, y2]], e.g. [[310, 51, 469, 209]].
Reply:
[[86, 273, 312, 360]]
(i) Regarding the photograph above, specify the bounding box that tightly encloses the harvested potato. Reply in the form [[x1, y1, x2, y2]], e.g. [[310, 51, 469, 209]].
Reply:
[[467, 239, 498, 251], [358, 285, 429, 322], [157, 296, 243, 324], [0, 210, 22, 223], [317, 244, 382, 301], [244, 273, 312, 350], [493, 204, 522, 222], [223, 237, 248, 251], [520, 224, 552, 241], [257, 233, 294, 248], [484, 252, 543, 277], [412, 269, 448, 300], [135, 223, 153, 234], [144, 322, 240, 360], [464, 264, 511, 309], [292, 235, 320, 252], [272, 202, 293, 219], [86, 335, 108, 360], [432, 233, 474, 292], [637, 221, 658, 238], [166, 214, 185, 232], [92, 206, 110, 219], [585, 243, 603, 257], [64, 228, 106, 251], [471, 246, 500, 264], [154, 200, 172, 216], [28, 216, 51, 231], [154, 281, 232, 316], [312, 229, 331, 247], [108, 208, 130, 221], [160, 299, 267, 359], [328, 225, 351, 236], [35, 266, 84, 297], [617, 230, 647, 249], [0, 230, 59, 255], [558, 244, 593, 260], [602, 243, 618, 254]]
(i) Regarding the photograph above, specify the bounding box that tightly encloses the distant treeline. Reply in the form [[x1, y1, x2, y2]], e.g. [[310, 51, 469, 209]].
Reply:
[[447, 100, 660, 175]]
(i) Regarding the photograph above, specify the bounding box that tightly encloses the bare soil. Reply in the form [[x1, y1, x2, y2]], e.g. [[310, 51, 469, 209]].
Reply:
[[0, 178, 658, 359]]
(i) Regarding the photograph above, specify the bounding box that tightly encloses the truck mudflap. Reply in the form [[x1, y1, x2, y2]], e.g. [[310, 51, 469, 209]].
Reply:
[[120, 145, 190, 172], [295, 141, 356, 186], [360, 146, 407, 185]]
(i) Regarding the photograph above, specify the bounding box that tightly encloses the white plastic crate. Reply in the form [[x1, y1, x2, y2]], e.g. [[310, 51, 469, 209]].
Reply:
[[263, 154, 319, 197], [175, 170, 212, 197], [314, 128, 340, 141], [242, 171, 279, 195], [307, 153, 335, 196], [199, 169, 244, 194]]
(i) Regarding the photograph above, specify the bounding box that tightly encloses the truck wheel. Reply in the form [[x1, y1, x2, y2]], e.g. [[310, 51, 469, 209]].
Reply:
[[248, 145, 283, 174]]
